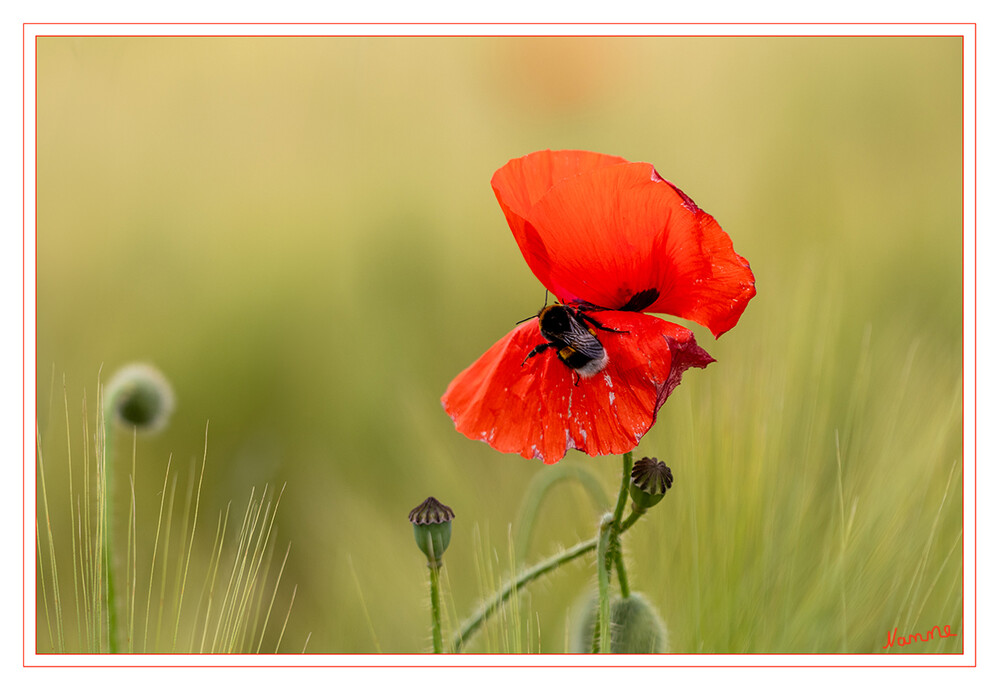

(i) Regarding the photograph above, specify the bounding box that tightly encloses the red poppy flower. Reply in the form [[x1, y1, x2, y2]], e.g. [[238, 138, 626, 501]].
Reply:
[[442, 150, 755, 463]]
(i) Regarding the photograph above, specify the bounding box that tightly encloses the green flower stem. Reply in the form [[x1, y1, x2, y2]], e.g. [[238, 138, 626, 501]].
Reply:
[[429, 564, 444, 653], [514, 464, 609, 563], [101, 408, 120, 653], [450, 452, 647, 653], [611, 452, 634, 526], [592, 515, 613, 653], [451, 536, 598, 652], [592, 452, 635, 652], [613, 548, 631, 599], [620, 507, 644, 533]]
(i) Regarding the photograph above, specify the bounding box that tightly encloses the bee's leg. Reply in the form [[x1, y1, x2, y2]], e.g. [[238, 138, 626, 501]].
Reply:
[[573, 371, 581, 386], [579, 312, 629, 334], [522, 342, 555, 366]]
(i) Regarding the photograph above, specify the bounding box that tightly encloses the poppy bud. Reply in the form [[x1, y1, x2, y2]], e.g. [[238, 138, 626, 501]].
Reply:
[[408, 497, 454, 568], [571, 592, 669, 653], [105, 363, 175, 434], [629, 456, 673, 511]]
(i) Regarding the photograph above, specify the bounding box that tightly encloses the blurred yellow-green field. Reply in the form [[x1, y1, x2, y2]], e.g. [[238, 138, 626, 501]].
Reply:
[[35, 36, 964, 654]]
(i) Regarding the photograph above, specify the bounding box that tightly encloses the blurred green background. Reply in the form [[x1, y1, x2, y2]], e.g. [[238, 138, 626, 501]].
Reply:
[[35, 36, 963, 654]]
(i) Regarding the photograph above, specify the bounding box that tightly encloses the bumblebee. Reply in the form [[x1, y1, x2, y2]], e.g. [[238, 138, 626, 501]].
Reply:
[[522, 304, 623, 380]]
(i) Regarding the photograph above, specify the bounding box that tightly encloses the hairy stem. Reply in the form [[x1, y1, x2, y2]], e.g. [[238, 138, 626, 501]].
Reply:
[[429, 564, 443, 653], [452, 537, 597, 652], [613, 548, 631, 599], [452, 452, 645, 653], [594, 452, 635, 652], [593, 516, 613, 653], [620, 508, 644, 533], [611, 452, 633, 527]]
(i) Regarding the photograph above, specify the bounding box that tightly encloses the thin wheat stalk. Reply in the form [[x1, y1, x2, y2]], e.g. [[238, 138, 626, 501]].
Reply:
[[222, 491, 269, 650], [171, 423, 209, 649], [80, 389, 99, 650], [229, 485, 286, 651], [196, 507, 230, 653], [901, 459, 958, 634], [143, 454, 173, 652], [62, 380, 83, 646], [36, 427, 65, 650], [834, 430, 850, 652], [274, 584, 298, 653], [210, 487, 257, 652], [126, 473, 138, 652], [35, 518, 55, 651], [75, 498, 92, 650], [154, 472, 178, 651], [254, 542, 292, 653], [346, 554, 381, 652], [244, 532, 277, 651]]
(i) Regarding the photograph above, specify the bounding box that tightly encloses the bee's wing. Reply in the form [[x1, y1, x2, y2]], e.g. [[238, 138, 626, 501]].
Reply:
[[563, 315, 605, 359]]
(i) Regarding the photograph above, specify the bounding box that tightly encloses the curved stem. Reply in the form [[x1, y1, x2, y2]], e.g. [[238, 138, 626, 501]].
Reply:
[[451, 452, 649, 653], [451, 536, 597, 652], [450, 495, 647, 653], [514, 464, 609, 562]]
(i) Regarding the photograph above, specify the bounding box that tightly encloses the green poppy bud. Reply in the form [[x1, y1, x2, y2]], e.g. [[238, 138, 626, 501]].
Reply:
[[571, 592, 669, 653], [629, 456, 673, 511], [105, 363, 175, 434], [408, 497, 454, 567]]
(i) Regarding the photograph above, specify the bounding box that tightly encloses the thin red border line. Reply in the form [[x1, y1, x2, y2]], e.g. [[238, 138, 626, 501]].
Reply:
[[24, 30, 973, 668], [24, 31, 973, 668], [971, 20, 977, 670], [22, 19, 27, 673], [19, 21, 980, 25], [31, 650, 968, 656], [31, 645, 969, 653], [29, 33, 969, 39], [23, 28, 974, 668]]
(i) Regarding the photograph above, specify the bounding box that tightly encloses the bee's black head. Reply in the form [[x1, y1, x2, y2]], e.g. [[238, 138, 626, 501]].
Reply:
[[537, 304, 572, 332]]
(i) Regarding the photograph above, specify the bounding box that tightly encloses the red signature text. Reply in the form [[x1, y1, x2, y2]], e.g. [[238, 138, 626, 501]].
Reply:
[[882, 625, 957, 649]]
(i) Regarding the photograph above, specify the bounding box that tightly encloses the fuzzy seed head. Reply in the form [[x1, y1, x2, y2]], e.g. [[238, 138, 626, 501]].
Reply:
[[105, 362, 175, 434]]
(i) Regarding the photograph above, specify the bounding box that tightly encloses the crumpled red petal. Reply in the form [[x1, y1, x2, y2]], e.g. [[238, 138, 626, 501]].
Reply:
[[441, 311, 714, 464], [491, 149, 756, 337]]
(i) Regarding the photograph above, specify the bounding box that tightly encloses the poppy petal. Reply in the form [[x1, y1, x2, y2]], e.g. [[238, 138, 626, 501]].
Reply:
[[491, 150, 756, 337], [490, 149, 628, 220], [441, 311, 714, 464]]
